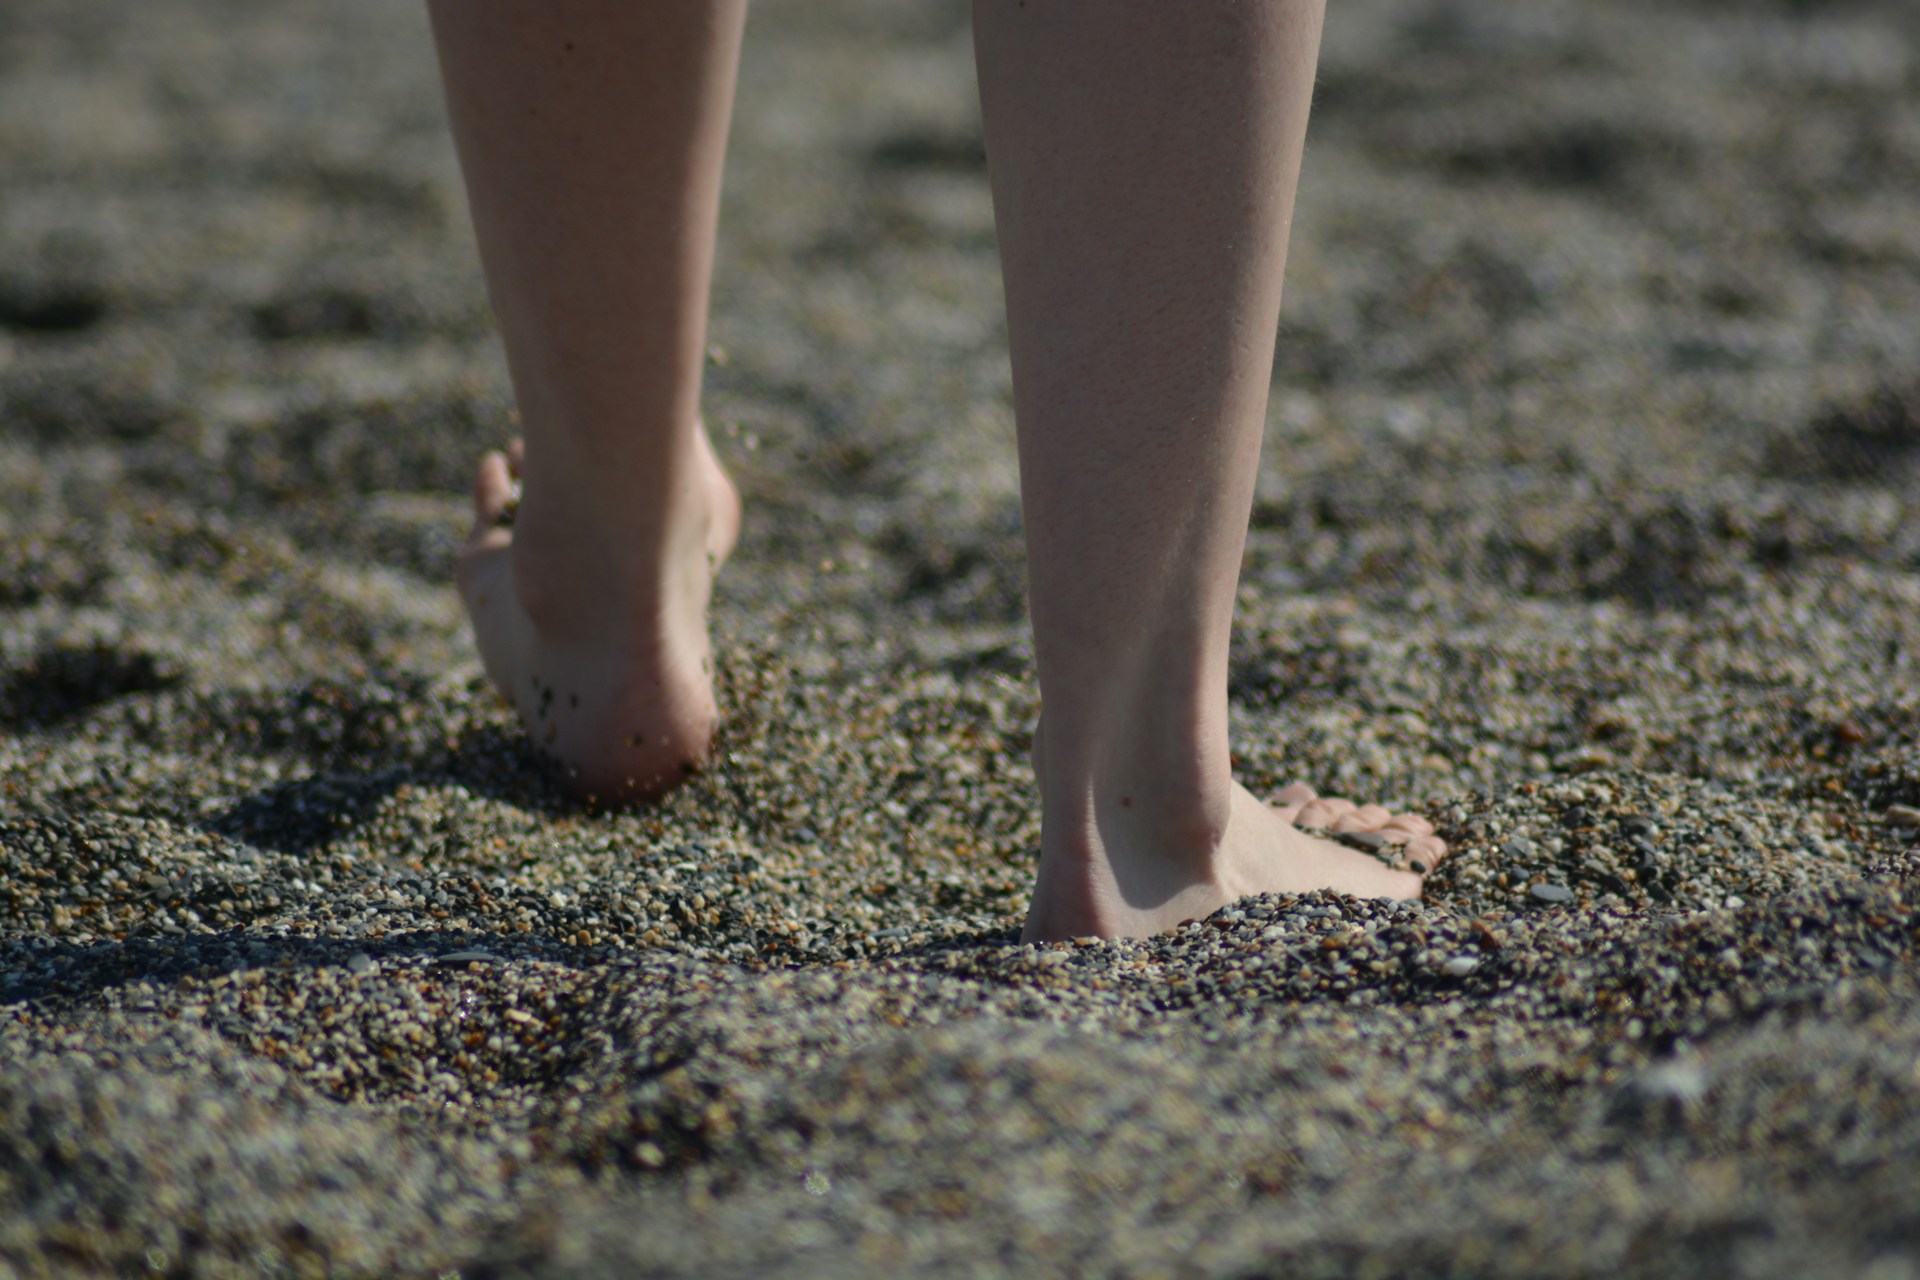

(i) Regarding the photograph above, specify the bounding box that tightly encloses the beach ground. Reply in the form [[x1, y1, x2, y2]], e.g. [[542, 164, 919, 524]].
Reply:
[[3, 0, 1920, 1274]]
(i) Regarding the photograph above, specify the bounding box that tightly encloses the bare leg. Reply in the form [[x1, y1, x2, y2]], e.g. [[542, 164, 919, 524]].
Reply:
[[430, 0, 744, 801], [974, 0, 1445, 940]]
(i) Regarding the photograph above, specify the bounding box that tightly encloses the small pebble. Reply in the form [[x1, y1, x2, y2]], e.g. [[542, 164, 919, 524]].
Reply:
[[1528, 883, 1575, 905], [1553, 749, 1612, 774]]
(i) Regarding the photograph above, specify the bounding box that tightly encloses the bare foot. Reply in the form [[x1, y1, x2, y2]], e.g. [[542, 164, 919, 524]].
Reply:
[[1023, 778, 1446, 942], [456, 429, 741, 803]]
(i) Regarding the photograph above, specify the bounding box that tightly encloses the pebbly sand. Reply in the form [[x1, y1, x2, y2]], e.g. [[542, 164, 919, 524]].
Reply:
[[4, 0, 1920, 1275]]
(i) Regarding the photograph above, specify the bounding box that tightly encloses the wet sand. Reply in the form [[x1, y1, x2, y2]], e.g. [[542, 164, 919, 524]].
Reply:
[[3, 0, 1920, 1275]]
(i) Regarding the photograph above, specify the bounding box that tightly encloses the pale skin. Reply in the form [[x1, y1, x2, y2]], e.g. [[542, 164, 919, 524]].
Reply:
[[429, 0, 1446, 942]]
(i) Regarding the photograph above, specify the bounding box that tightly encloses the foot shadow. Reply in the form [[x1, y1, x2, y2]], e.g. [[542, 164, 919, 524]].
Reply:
[[208, 766, 413, 856], [204, 723, 572, 859], [0, 641, 182, 732]]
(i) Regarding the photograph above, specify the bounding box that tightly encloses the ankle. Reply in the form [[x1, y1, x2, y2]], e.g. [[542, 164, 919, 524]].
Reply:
[[508, 471, 720, 641], [1035, 716, 1234, 868], [1026, 740, 1235, 942]]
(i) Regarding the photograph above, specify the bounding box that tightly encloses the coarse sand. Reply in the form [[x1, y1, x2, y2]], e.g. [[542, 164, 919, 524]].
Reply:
[[4, 0, 1920, 1275]]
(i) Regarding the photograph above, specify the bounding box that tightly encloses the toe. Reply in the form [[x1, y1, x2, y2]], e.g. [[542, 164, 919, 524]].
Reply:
[[1294, 800, 1337, 829], [1352, 803, 1393, 828], [1275, 781, 1318, 806], [1330, 811, 1373, 833], [1378, 818, 1438, 846], [1401, 834, 1446, 874]]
